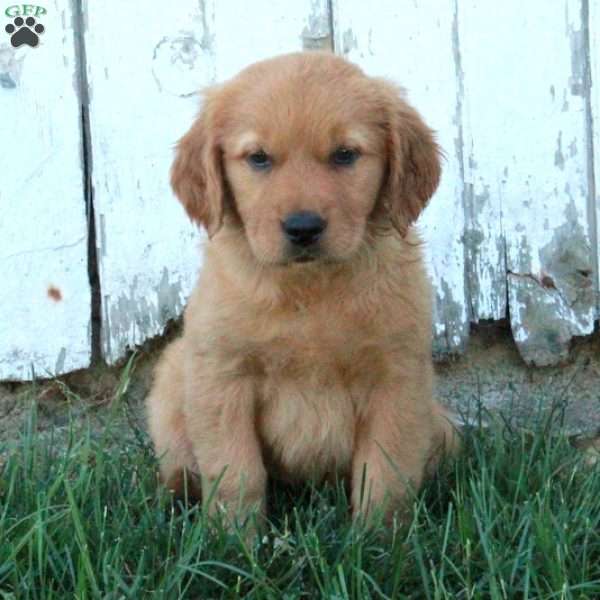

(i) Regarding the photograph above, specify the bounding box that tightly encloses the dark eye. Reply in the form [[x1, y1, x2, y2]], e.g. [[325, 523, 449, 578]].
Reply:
[[331, 147, 359, 166], [247, 150, 272, 170]]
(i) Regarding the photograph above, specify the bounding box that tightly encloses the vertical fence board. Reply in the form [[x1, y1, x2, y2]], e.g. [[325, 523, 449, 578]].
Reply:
[[459, 0, 596, 366], [590, 0, 600, 313], [457, 9, 507, 324], [211, 0, 331, 79], [83, 0, 207, 364], [84, 0, 332, 364], [458, 62, 507, 320], [0, 1, 90, 379], [332, 0, 469, 354]]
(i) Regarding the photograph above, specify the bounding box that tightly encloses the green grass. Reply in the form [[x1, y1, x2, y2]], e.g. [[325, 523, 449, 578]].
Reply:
[[1, 389, 600, 599]]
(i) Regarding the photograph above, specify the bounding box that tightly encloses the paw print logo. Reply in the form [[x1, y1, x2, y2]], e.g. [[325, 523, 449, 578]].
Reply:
[[5, 16, 45, 48]]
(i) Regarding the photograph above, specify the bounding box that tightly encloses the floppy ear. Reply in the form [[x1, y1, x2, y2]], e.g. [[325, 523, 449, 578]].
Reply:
[[381, 85, 441, 236], [170, 94, 225, 238]]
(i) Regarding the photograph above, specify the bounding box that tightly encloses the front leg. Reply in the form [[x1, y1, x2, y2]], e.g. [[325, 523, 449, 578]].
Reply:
[[184, 369, 266, 524], [351, 378, 436, 523]]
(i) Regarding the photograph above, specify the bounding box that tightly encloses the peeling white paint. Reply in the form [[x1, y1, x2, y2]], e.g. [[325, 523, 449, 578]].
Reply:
[[589, 0, 600, 312], [459, 1, 595, 365], [457, 4, 508, 322], [0, 1, 91, 380], [2, 0, 600, 379], [83, 0, 210, 363]]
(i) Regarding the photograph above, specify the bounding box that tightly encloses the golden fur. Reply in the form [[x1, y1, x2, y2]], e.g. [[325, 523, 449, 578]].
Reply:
[[146, 52, 458, 523]]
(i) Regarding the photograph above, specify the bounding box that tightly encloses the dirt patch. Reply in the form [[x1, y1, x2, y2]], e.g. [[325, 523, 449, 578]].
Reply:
[[0, 345, 159, 450], [436, 320, 600, 434], [1, 321, 599, 449]]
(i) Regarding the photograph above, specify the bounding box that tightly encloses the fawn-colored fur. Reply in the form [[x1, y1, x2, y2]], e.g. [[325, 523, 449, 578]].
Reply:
[[146, 52, 458, 523]]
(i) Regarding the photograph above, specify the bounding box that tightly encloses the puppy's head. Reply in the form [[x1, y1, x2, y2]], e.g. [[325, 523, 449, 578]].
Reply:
[[171, 52, 440, 265]]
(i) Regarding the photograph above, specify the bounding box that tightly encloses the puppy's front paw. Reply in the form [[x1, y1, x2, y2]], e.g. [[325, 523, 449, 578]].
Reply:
[[207, 495, 266, 544], [351, 459, 417, 527], [202, 471, 267, 532]]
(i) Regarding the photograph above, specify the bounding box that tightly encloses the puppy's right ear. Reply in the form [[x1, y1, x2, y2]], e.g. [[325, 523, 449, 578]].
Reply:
[[379, 82, 441, 237], [170, 94, 225, 238]]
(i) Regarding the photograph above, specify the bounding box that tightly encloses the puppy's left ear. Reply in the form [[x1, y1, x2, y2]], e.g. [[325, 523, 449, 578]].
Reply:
[[381, 85, 441, 236], [170, 89, 226, 239]]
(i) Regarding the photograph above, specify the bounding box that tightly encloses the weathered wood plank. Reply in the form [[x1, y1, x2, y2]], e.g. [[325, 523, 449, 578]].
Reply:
[[0, 1, 90, 380], [211, 0, 331, 78], [84, 0, 332, 364], [332, 0, 469, 354], [83, 0, 205, 364], [459, 0, 596, 365], [456, 7, 507, 324], [590, 0, 600, 315]]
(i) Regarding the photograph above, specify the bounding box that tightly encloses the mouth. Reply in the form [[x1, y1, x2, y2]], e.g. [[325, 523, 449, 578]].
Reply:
[[293, 254, 317, 264], [276, 251, 344, 268], [278, 242, 340, 267], [277, 249, 321, 267]]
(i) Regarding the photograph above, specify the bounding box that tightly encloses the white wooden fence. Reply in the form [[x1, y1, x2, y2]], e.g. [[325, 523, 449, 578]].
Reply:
[[1, 0, 599, 380]]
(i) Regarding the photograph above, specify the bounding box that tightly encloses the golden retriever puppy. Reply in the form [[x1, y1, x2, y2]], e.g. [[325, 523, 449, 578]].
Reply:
[[146, 52, 457, 525]]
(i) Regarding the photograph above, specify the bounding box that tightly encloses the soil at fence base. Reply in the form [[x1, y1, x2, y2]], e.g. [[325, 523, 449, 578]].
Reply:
[[1, 321, 599, 449]]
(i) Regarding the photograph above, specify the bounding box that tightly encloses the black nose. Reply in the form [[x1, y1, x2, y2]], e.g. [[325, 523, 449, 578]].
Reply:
[[281, 211, 327, 247]]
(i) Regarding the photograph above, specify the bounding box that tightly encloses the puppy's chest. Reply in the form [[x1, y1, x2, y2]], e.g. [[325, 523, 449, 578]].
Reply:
[[248, 307, 386, 482], [257, 376, 357, 483], [247, 306, 387, 383]]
